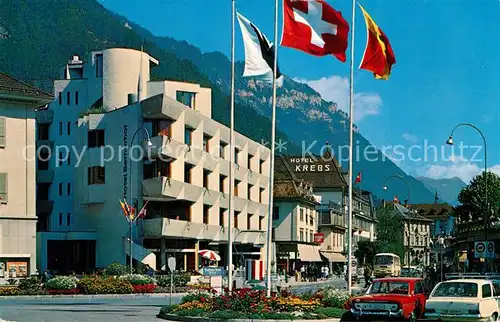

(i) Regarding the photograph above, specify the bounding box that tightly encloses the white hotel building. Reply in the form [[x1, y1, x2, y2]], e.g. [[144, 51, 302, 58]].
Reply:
[[36, 48, 271, 273]]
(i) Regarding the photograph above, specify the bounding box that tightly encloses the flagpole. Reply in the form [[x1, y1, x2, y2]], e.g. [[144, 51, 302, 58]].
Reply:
[[227, 0, 236, 291], [265, 0, 279, 298], [347, 0, 356, 296]]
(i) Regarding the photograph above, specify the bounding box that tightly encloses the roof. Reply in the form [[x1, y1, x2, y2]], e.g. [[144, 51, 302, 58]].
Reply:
[[440, 279, 490, 285], [409, 203, 454, 220], [373, 277, 423, 282], [392, 203, 433, 222], [273, 155, 318, 204], [0, 72, 53, 101]]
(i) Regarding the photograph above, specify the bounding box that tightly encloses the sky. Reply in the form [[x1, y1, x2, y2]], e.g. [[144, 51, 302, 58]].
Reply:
[[100, 0, 500, 183]]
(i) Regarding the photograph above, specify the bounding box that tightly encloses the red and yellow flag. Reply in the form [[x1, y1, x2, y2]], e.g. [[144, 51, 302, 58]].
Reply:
[[358, 4, 396, 80]]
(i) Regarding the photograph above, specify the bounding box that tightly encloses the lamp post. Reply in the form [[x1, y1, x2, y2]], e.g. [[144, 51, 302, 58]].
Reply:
[[128, 126, 153, 274], [383, 174, 411, 269], [446, 123, 487, 271]]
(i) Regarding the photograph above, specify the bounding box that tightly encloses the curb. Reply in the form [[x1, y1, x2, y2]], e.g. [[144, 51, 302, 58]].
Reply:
[[0, 292, 186, 300], [158, 314, 341, 322]]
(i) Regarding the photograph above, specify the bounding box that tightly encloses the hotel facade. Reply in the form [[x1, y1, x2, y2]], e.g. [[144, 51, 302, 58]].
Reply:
[[36, 48, 271, 273]]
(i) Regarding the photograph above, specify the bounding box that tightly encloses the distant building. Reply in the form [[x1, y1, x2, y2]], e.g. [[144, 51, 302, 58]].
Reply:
[[0, 72, 52, 278], [273, 155, 321, 274], [391, 203, 432, 267], [36, 48, 271, 274]]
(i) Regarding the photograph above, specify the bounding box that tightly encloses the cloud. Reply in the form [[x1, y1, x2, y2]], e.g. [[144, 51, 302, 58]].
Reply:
[[402, 133, 418, 143], [293, 75, 382, 122], [418, 156, 500, 183]]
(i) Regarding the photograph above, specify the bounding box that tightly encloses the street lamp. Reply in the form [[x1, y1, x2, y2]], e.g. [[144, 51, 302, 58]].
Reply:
[[446, 123, 487, 271], [128, 126, 153, 273], [383, 174, 411, 269]]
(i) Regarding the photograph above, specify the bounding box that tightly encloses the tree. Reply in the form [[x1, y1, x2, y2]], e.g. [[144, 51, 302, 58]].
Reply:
[[455, 171, 500, 226]]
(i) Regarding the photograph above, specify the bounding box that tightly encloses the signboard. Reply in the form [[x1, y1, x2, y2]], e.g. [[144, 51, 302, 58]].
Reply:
[[475, 241, 495, 259], [6, 261, 28, 278], [203, 267, 225, 277], [167, 257, 176, 272], [286, 157, 332, 173], [314, 233, 324, 244]]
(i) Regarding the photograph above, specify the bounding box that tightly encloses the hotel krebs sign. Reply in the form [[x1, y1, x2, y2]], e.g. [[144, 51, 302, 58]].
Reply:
[[288, 157, 332, 172]]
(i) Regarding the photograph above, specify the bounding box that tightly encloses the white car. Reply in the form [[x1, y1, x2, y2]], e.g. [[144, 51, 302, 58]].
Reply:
[[425, 279, 500, 321]]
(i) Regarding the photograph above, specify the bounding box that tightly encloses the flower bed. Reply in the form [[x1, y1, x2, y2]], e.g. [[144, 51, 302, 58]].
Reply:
[[47, 288, 80, 295], [77, 276, 133, 294], [119, 274, 156, 293], [158, 287, 348, 320], [44, 276, 79, 295], [132, 284, 156, 293]]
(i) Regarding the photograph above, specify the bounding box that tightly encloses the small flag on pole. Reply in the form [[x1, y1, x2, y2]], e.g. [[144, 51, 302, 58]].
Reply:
[[119, 200, 130, 220], [237, 12, 283, 86], [393, 196, 400, 203], [138, 200, 149, 219], [355, 172, 361, 184], [358, 3, 396, 80]]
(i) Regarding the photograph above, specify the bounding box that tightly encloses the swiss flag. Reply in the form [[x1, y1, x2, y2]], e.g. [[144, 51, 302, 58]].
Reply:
[[355, 172, 361, 184], [281, 0, 349, 62]]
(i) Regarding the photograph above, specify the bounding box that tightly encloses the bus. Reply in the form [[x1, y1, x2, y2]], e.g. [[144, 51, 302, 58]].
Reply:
[[373, 253, 401, 278]]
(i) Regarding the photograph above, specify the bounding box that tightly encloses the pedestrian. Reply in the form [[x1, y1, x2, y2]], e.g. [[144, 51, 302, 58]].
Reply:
[[324, 265, 330, 280], [364, 265, 372, 288]]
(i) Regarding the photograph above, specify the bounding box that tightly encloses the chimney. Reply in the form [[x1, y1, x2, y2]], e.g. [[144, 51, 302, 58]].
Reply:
[[323, 141, 332, 159]]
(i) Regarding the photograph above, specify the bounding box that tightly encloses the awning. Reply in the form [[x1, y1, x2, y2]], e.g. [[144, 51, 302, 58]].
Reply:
[[125, 238, 157, 270], [235, 231, 266, 246], [320, 251, 347, 263], [297, 244, 322, 262]]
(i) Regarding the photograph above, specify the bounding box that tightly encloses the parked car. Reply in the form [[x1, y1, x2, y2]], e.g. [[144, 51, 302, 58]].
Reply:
[[425, 278, 500, 321], [342, 277, 427, 321]]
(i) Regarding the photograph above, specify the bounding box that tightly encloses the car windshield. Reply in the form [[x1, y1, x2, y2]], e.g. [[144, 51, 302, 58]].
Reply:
[[431, 282, 478, 297], [368, 281, 409, 295], [375, 256, 393, 265]]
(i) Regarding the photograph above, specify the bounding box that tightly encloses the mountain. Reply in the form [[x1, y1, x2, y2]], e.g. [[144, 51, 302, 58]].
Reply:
[[417, 176, 467, 206], [0, 0, 437, 203]]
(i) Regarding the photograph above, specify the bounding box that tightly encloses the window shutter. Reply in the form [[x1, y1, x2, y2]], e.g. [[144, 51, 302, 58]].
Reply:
[[0, 173, 7, 203], [0, 117, 5, 148]]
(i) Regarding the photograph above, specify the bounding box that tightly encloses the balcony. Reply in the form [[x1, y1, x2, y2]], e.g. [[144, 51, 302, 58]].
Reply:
[[36, 200, 54, 215], [142, 177, 203, 203], [36, 109, 54, 124], [36, 170, 54, 183]]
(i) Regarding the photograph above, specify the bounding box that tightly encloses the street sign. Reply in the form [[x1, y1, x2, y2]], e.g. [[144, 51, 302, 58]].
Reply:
[[203, 267, 225, 276], [475, 241, 495, 259], [168, 257, 176, 272], [314, 233, 324, 244]]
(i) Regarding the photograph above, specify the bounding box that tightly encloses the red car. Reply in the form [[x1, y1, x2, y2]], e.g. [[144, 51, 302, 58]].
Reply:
[[342, 277, 427, 321]]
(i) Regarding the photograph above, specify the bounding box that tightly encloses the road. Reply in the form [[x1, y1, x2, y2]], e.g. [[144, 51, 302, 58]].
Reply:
[[0, 279, 348, 322]]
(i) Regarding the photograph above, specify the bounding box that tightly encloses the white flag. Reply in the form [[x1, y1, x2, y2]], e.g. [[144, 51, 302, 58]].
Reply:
[[237, 12, 283, 86]]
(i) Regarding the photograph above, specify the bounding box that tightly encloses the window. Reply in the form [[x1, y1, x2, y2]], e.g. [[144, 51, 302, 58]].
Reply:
[[88, 130, 105, 148], [219, 209, 226, 227], [234, 148, 240, 165], [184, 164, 193, 183], [248, 154, 253, 170], [247, 184, 253, 200], [220, 175, 227, 193], [58, 92, 62, 105], [58, 152, 63, 166], [66, 92, 70, 105], [203, 135, 211, 153], [59, 122, 63, 136], [300, 208, 304, 221], [0, 173, 7, 203], [88, 166, 105, 185], [300, 229, 304, 242], [203, 205, 210, 224], [310, 231, 313, 243], [67, 183, 71, 196], [247, 213, 253, 229], [273, 206, 279, 220], [67, 122, 71, 136], [67, 153, 71, 166], [483, 284, 492, 298], [259, 187, 265, 203], [493, 282, 500, 297], [185, 127, 193, 146], [219, 142, 227, 159], [234, 211, 240, 228], [58, 182, 63, 196], [310, 211, 314, 226], [59, 213, 63, 226], [234, 180, 240, 197], [415, 282, 424, 294], [154, 119, 172, 137], [95, 54, 103, 78], [259, 217, 263, 230], [67, 213, 71, 226], [259, 159, 264, 174], [38, 124, 49, 141], [0, 117, 5, 148], [176, 91, 195, 108], [203, 170, 210, 189], [75, 91, 79, 105], [432, 282, 478, 298]]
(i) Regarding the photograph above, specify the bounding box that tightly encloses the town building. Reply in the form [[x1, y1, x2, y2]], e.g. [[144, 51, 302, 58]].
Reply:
[[272, 155, 321, 275], [275, 147, 377, 273], [391, 203, 432, 267], [36, 48, 271, 273], [0, 72, 52, 278]]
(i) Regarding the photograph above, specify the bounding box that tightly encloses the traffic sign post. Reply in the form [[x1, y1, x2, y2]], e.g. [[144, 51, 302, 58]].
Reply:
[[168, 257, 176, 305], [475, 241, 495, 259]]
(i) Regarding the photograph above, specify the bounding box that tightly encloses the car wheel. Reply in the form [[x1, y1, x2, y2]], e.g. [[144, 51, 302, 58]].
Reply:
[[408, 311, 417, 322], [488, 313, 498, 322]]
